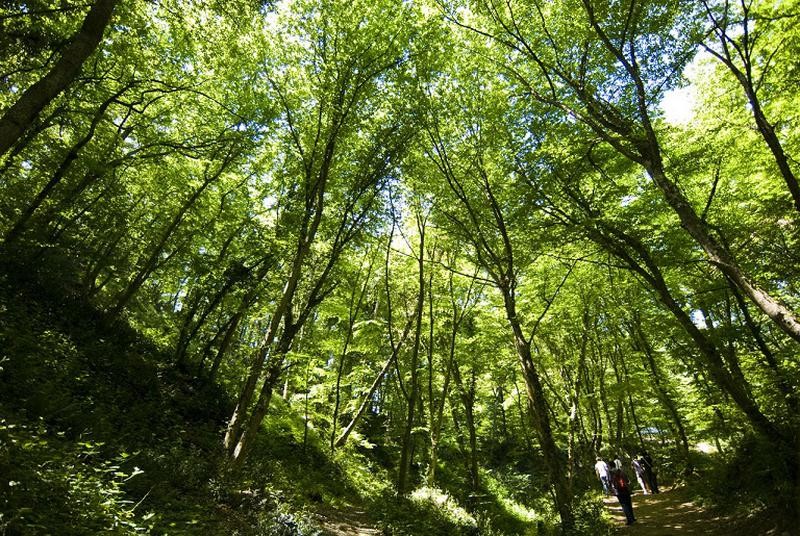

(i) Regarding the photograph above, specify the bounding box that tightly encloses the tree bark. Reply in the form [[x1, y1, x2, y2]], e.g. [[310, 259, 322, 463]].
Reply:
[[397, 214, 426, 495], [330, 252, 375, 452], [451, 360, 479, 493], [594, 220, 790, 449], [0, 0, 120, 158], [645, 163, 800, 344], [700, 2, 800, 213]]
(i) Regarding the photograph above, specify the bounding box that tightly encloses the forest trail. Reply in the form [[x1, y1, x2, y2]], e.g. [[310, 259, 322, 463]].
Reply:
[[604, 487, 753, 535], [315, 506, 380, 536]]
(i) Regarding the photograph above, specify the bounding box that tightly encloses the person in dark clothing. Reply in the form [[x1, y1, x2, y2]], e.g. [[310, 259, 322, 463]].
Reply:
[[609, 466, 636, 525], [641, 450, 660, 494]]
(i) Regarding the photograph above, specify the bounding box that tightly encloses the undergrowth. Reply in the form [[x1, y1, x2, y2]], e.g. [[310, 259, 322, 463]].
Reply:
[[0, 256, 608, 535]]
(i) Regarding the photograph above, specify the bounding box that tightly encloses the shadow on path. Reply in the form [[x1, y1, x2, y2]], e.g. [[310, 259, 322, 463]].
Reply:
[[603, 488, 736, 535]]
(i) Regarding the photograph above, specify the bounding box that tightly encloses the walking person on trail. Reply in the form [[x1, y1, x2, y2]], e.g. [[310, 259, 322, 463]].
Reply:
[[641, 450, 660, 494], [595, 457, 612, 496], [609, 465, 636, 526], [613, 454, 623, 470], [632, 457, 650, 494]]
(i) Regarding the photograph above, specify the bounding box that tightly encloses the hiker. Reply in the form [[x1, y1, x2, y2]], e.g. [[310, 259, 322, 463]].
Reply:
[[609, 466, 636, 525], [613, 454, 623, 470], [632, 457, 650, 494], [641, 450, 660, 494], [594, 457, 611, 495]]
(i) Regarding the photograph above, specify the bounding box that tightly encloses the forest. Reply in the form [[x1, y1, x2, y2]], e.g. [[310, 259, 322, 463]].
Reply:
[[1, 0, 799, 534]]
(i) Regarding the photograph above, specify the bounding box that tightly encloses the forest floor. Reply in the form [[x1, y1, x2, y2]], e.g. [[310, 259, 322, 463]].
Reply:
[[604, 487, 783, 535], [314, 506, 380, 535]]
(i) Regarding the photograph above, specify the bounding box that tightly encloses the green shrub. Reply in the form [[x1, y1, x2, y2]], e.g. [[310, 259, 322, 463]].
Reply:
[[0, 419, 154, 535]]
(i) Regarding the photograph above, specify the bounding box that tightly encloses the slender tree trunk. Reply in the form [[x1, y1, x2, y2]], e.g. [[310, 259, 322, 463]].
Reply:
[[569, 7, 800, 343], [4, 84, 129, 244], [110, 155, 233, 317], [452, 360, 479, 493], [504, 298, 573, 531], [196, 315, 231, 376], [397, 218, 425, 495], [426, 271, 446, 486], [448, 402, 472, 487], [176, 273, 239, 368], [336, 231, 414, 449], [205, 261, 271, 379], [584, 220, 787, 445], [224, 301, 287, 455], [331, 253, 375, 452], [334, 330, 410, 448], [615, 344, 645, 451], [726, 282, 798, 413], [703, 17, 800, 213], [634, 321, 692, 473]]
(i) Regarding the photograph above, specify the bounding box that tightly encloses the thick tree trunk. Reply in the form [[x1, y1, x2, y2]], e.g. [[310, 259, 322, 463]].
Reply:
[[0, 0, 120, 158], [645, 163, 800, 344]]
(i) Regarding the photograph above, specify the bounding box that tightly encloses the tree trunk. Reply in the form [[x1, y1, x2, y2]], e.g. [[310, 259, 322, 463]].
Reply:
[[331, 253, 375, 452], [397, 218, 425, 495], [0, 0, 120, 158], [585, 220, 787, 445], [452, 360, 479, 493], [634, 321, 692, 473], [504, 298, 574, 531], [4, 84, 129, 244], [334, 325, 411, 448], [646, 164, 800, 344], [110, 155, 233, 317]]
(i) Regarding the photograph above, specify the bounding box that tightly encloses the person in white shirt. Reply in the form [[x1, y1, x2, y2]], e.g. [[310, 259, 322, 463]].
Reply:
[[595, 457, 611, 495]]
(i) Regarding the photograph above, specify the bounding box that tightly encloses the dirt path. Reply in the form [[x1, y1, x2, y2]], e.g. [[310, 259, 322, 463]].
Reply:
[[315, 506, 380, 536], [604, 487, 748, 535]]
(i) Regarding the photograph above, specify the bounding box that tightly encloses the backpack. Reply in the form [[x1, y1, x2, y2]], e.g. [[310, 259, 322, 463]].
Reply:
[[612, 471, 628, 493]]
